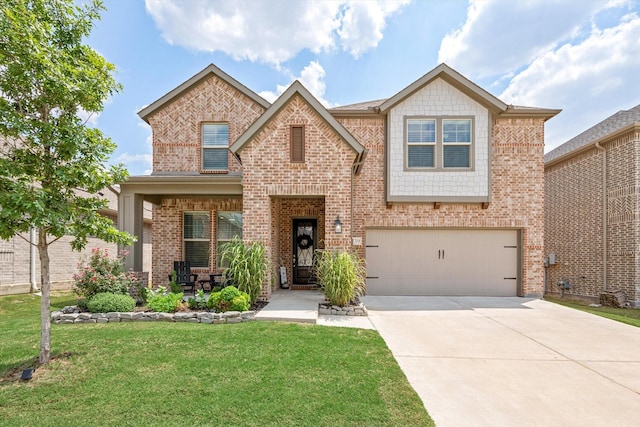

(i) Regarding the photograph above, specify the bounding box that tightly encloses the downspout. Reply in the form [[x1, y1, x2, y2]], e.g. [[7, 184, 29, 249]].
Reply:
[[30, 227, 39, 293], [595, 142, 607, 291]]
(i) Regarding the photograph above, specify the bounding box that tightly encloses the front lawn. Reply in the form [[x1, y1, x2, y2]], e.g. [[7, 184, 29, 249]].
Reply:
[[0, 294, 433, 426], [544, 295, 640, 327]]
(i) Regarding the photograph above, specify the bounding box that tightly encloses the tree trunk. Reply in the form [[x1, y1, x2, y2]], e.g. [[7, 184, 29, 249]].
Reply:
[[38, 228, 51, 365]]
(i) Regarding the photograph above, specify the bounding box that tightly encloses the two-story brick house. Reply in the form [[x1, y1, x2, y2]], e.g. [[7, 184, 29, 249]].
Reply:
[[119, 63, 559, 301]]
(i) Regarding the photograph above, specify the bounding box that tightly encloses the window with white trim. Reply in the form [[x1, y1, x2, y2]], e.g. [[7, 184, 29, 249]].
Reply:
[[216, 211, 243, 268], [407, 119, 436, 168], [202, 123, 229, 171], [406, 117, 472, 170], [442, 119, 471, 168], [183, 212, 210, 268]]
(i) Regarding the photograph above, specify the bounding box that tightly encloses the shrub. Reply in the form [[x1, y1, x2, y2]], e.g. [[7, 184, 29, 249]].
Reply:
[[219, 237, 269, 305], [73, 248, 137, 301], [147, 286, 184, 313], [168, 270, 182, 294], [87, 292, 136, 313], [207, 286, 250, 312], [314, 250, 366, 307]]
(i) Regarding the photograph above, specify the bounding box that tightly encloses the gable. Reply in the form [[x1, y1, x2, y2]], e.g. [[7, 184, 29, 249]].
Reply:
[[231, 81, 365, 161], [387, 77, 491, 202], [138, 64, 270, 122]]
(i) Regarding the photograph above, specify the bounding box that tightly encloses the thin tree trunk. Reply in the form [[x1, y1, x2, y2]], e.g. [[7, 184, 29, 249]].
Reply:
[[38, 228, 51, 365]]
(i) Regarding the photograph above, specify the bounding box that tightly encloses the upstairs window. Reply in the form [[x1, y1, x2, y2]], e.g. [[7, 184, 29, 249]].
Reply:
[[406, 117, 473, 170], [202, 123, 229, 171], [443, 119, 471, 168], [407, 119, 436, 168], [290, 125, 305, 162]]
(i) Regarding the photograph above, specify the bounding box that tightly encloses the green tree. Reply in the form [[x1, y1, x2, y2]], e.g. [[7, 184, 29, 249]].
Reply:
[[0, 0, 132, 364]]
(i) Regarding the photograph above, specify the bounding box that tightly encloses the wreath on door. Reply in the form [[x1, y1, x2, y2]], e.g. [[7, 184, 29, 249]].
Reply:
[[296, 234, 313, 250]]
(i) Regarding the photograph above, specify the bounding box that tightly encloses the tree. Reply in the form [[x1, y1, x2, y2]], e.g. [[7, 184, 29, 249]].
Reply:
[[0, 0, 133, 364]]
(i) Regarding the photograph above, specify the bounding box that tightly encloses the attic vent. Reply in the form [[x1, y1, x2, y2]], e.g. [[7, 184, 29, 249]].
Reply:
[[291, 125, 305, 163]]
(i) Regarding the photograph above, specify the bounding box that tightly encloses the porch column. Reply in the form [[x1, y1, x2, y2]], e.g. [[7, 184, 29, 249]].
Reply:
[[117, 190, 144, 272]]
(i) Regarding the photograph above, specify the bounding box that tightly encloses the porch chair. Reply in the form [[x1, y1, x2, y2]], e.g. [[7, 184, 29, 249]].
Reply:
[[169, 261, 198, 294]]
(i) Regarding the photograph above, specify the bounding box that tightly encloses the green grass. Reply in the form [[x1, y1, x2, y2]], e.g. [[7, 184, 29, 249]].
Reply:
[[545, 295, 640, 327], [0, 294, 433, 427]]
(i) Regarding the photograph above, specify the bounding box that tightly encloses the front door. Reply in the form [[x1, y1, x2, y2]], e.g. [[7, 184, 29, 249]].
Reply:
[[293, 219, 317, 284]]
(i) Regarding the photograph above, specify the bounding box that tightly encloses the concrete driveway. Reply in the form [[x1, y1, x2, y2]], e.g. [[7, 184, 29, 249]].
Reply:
[[364, 296, 640, 427]]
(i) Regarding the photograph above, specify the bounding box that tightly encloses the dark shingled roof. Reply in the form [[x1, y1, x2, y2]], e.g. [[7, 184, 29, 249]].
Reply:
[[545, 104, 640, 163]]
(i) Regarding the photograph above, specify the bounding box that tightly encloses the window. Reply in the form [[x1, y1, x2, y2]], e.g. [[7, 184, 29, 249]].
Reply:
[[183, 212, 210, 268], [290, 125, 305, 162], [406, 117, 472, 170], [202, 123, 229, 170], [407, 119, 436, 168], [217, 211, 243, 268], [442, 119, 471, 168]]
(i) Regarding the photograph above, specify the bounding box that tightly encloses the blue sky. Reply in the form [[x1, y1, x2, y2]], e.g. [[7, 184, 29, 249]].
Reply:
[[87, 0, 640, 176]]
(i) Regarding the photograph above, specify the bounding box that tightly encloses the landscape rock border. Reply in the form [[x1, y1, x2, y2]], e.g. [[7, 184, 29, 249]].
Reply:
[[318, 302, 368, 317], [51, 306, 255, 324]]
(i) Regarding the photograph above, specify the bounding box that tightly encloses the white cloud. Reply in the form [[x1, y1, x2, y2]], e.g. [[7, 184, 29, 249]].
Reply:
[[115, 121, 153, 175], [259, 61, 336, 107], [337, 0, 410, 58], [500, 12, 640, 150], [145, 0, 409, 65], [438, 0, 614, 79]]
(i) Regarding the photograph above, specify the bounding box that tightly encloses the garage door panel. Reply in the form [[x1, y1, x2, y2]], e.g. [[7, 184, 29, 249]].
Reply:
[[366, 229, 518, 296]]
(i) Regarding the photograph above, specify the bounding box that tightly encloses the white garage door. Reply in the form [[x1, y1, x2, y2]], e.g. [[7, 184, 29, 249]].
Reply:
[[365, 229, 519, 296]]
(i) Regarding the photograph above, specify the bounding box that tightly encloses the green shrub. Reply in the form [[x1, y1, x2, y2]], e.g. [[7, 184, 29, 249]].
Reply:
[[147, 287, 184, 313], [168, 270, 182, 294], [207, 286, 250, 312], [219, 237, 269, 305], [73, 248, 137, 301], [87, 292, 136, 313], [314, 249, 366, 307]]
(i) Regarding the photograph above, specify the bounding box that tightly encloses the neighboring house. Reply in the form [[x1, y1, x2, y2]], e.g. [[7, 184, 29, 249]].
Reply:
[[119, 63, 559, 301], [0, 186, 153, 296], [545, 104, 640, 307]]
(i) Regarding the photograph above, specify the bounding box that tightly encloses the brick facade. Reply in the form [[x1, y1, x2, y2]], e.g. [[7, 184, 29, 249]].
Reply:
[[136, 64, 552, 300], [545, 129, 640, 305]]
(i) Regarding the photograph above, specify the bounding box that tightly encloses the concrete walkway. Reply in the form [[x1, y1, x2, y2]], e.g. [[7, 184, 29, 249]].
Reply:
[[255, 289, 375, 329], [364, 296, 640, 427]]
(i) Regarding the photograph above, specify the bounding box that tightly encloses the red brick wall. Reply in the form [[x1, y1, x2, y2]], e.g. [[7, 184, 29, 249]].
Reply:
[[152, 198, 242, 286], [238, 94, 354, 299], [147, 74, 266, 174]]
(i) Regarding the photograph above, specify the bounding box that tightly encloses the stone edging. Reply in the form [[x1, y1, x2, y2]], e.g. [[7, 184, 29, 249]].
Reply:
[[51, 307, 255, 324], [318, 303, 368, 317]]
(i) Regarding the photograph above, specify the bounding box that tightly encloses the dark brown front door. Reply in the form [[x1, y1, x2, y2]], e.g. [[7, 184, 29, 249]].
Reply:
[[293, 219, 316, 284]]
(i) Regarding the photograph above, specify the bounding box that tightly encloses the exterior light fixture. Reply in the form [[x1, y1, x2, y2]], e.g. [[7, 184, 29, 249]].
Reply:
[[334, 216, 342, 234]]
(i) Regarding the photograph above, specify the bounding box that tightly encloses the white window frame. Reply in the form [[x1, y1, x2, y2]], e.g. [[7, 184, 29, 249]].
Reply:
[[201, 122, 229, 171], [406, 118, 436, 169], [442, 119, 472, 169], [405, 116, 473, 171], [183, 211, 210, 268], [216, 211, 243, 269]]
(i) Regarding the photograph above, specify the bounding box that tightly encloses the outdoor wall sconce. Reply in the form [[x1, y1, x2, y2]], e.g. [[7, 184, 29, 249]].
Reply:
[[334, 216, 343, 234]]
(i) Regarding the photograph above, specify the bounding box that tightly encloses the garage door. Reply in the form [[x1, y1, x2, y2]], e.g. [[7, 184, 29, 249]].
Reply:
[[365, 229, 519, 296]]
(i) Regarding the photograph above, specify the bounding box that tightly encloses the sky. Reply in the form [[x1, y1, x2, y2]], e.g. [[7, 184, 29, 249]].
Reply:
[[86, 0, 640, 176]]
